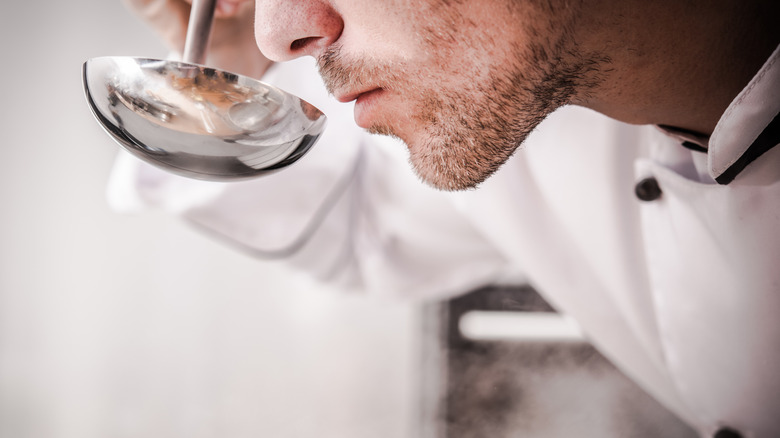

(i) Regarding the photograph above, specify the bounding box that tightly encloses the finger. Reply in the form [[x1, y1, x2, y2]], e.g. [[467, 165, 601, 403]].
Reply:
[[121, 0, 192, 50], [214, 0, 253, 18]]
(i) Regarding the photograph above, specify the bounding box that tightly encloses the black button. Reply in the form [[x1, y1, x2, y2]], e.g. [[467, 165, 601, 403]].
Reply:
[[713, 427, 742, 438], [635, 177, 662, 201]]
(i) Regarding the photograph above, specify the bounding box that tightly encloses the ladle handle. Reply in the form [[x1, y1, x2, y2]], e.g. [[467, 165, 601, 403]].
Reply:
[[182, 0, 217, 64]]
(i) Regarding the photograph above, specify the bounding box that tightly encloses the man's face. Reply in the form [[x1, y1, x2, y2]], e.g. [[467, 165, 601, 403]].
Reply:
[[255, 0, 606, 190]]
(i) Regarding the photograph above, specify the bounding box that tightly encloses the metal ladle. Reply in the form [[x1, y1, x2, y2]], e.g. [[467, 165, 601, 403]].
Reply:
[[82, 0, 326, 181]]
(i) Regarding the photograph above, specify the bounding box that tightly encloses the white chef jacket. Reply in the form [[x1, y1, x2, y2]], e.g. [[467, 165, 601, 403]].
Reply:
[[107, 44, 780, 437]]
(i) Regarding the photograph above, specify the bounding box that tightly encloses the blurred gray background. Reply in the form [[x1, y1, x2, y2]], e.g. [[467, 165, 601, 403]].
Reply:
[[0, 2, 418, 437]]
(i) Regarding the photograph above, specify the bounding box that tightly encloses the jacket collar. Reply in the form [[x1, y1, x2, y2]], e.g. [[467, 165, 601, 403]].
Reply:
[[656, 44, 780, 185], [709, 44, 780, 184]]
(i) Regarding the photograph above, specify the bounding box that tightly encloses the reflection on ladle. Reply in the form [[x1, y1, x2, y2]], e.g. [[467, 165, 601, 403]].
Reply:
[[82, 0, 326, 181]]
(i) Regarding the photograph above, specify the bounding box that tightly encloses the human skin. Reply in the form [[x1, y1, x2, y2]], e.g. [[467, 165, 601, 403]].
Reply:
[[254, 0, 614, 190], [250, 0, 779, 191], [130, 0, 777, 190]]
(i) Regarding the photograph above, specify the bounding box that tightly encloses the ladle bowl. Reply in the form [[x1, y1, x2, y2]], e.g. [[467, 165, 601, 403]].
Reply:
[[83, 57, 326, 181], [82, 0, 326, 181]]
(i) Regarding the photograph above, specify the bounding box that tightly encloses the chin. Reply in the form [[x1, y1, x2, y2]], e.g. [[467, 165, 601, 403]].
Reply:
[[407, 139, 501, 192]]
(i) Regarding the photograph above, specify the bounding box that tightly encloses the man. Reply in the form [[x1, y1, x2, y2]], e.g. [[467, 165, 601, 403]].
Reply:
[[114, 0, 779, 436], [253, 0, 777, 189]]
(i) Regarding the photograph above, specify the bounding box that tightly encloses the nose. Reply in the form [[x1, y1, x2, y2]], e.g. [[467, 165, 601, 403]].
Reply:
[[254, 0, 343, 61]]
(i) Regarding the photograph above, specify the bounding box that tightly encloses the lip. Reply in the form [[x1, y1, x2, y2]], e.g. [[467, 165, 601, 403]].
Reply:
[[352, 88, 385, 128], [335, 87, 379, 104], [335, 87, 385, 128], [335, 91, 358, 103]]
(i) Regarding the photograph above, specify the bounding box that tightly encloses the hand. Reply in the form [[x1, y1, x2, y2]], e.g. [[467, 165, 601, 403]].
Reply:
[[121, 0, 273, 79]]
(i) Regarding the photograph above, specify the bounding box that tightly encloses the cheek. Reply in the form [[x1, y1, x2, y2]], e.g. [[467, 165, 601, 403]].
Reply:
[[336, 2, 430, 61]]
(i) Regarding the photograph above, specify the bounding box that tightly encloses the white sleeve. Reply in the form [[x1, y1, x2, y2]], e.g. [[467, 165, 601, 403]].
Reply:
[[106, 58, 518, 299]]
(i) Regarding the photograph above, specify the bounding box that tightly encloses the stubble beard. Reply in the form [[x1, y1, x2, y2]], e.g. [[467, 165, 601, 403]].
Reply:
[[317, 4, 605, 191], [407, 50, 606, 191]]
